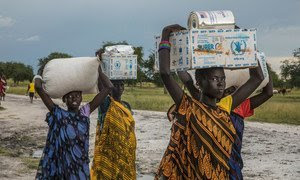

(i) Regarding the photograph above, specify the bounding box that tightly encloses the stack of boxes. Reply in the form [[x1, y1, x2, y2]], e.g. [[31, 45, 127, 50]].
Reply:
[[155, 10, 258, 71]]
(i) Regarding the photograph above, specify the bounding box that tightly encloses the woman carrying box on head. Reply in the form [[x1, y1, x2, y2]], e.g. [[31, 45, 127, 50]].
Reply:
[[177, 68, 273, 179], [155, 24, 264, 180], [35, 63, 113, 179], [90, 50, 136, 180]]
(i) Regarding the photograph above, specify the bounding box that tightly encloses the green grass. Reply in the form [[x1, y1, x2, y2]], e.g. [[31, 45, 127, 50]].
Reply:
[[0, 147, 21, 157], [5, 82, 300, 125], [21, 157, 40, 170], [83, 87, 174, 111], [248, 90, 300, 125]]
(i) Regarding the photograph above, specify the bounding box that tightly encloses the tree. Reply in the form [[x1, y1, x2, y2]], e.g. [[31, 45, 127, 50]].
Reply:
[[143, 51, 163, 87], [267, 63, 283, 88], [280, 57, 300, 88], [37, 52, 72, 75], [0, 61, 34, 84]]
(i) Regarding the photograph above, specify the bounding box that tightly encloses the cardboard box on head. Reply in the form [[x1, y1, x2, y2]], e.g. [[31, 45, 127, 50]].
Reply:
[[101, 54, 137, 80], [154, 29, 258, 71], [154, 10, 258, 72]]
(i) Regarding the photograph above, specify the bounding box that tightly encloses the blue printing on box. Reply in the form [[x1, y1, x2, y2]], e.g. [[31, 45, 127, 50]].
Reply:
[[193, 64, 225, 69]]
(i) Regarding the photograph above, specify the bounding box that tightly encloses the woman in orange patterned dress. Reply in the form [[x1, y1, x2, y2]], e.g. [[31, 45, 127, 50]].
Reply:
[[156, 24, 264, 180]]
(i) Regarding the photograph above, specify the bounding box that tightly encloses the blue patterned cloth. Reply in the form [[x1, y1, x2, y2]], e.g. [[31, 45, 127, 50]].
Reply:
[[36, 104, 90, 180], [229, 112, 245, 180]]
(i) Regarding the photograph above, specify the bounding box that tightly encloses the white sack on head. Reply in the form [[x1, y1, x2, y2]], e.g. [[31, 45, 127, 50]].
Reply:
[[224, 52, 269, 96], [42, 57, 100, 98], [187, 52, 269, 97], [104, 45, 134, 55], [187, 10, 235, 29]]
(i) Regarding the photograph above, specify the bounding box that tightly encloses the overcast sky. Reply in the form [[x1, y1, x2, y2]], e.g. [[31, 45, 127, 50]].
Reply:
[[1, 0, 299, 72]]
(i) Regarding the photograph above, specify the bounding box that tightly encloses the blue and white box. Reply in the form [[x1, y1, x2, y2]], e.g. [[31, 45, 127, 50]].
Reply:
[[191, 28, 257, 69], [101, 54, 137, 79], [155, 28, 258, 71], [155, 30, 190, 72]]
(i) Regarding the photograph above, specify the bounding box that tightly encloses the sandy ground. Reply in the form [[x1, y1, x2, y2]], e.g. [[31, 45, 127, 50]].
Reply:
[[0, 94, 299, 180]]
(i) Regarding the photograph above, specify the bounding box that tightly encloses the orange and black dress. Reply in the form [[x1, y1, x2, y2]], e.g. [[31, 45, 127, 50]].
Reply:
[[156, 94, 236, 180]]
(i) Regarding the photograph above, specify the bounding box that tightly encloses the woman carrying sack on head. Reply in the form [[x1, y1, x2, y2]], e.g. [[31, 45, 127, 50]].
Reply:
[[35, 63, 113, 179]]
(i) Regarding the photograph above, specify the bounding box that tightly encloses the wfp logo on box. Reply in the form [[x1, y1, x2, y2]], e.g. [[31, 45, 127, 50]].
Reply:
[[231, 40, 246, 55], [114, 60, 121, 70]]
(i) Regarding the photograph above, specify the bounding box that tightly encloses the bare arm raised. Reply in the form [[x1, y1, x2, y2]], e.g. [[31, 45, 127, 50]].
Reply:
[[177, 71, 200, 100], [35, 78, 55, 111], [231, 63, 264, 109], [250, 71, 273, 109], [160, 24, 186, 106], [88, 64, 114, 113]]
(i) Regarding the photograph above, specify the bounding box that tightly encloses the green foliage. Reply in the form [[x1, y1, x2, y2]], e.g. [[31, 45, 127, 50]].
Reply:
[[267, 63, 283, 88], [0, 62, 34, 84], [143, 52, 163, 87], [280, 58, 300, 87], [6, 83, 300, 125], [37, 52, 72, 75]]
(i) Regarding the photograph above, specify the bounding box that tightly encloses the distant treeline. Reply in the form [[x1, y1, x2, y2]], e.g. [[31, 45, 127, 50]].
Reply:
[[1, 44, 299, 88], [0, 62, 34, 84]]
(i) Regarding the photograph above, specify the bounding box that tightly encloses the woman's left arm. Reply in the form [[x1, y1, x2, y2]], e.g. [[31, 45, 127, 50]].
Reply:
[[231, 63, 264, 109], [249, 72, 273, 109]]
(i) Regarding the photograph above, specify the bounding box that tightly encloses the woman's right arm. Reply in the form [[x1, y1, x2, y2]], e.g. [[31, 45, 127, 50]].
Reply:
[[89, 65, 114, 113], [177, 71, 200, 100], [250, 72, 273, 109], [160, 24, 186, 106], [95, 49, 105, 92], [34, 78, 55, 111]]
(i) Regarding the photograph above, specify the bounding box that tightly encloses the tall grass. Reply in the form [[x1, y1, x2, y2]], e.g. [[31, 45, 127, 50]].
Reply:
[[248, 91, 300, 125]]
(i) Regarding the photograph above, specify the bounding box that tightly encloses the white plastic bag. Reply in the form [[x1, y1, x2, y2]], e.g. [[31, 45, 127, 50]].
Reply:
[[42, 57, 100, 98], [104, 45, 134, 55], [224, 52, 269, 96], [187, 52, 269, 96]]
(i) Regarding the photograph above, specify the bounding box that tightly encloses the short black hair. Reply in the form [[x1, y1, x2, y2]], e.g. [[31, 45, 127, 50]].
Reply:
[[62, 91, 82, 102], [111, 80, 124, 85], [195, 68, 210, 81], [195, 67, 224, 88]]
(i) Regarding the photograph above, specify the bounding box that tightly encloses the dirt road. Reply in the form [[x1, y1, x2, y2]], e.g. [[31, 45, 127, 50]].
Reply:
[[0, 94, 299, 180]]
